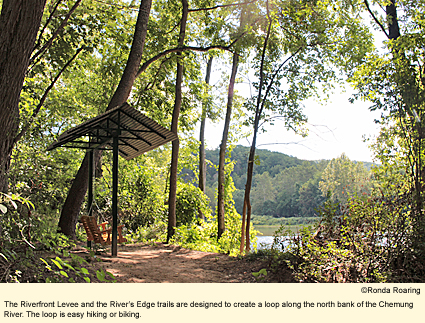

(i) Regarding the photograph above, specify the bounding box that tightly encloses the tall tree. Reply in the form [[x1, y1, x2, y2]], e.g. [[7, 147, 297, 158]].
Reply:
[[217, 53, 239, 239], [198, 56, 213, 221], [217, 4, 254, 240], [58, 0, 153, 238], [318, 153, 372, 205], [240, 0, 373, 252], [240, 1, 272, 252], [355, 0, 425, 257], [0, 0, 47, 193], [166, 0, 244, 240], [167, 0, 189, 242]]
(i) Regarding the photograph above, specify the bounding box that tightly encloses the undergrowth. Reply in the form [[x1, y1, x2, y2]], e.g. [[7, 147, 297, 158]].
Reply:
[[252, 191, 425, 283], [0, 193, 115, 283]]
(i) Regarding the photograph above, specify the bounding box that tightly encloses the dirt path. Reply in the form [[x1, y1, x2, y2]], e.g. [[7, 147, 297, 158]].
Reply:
[[78, 243, 274, 283]]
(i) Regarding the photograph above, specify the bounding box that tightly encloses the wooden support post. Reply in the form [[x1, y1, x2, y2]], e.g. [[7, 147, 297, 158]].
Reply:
[[112, 134, 119, 257], [87, 150, 94, 249]]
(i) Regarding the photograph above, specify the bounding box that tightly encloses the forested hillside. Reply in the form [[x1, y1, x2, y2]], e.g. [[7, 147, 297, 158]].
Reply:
[[184, 145, 374, 219]]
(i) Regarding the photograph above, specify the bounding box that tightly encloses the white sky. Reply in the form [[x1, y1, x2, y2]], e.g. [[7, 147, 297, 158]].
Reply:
[[203, 85, 382, 163]]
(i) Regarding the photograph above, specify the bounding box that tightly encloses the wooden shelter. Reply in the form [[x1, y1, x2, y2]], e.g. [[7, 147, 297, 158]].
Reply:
[[47, 103, 178, 256]]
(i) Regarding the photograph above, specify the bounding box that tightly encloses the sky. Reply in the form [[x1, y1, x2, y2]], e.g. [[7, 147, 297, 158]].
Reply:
[[203, 85, 382, 163]]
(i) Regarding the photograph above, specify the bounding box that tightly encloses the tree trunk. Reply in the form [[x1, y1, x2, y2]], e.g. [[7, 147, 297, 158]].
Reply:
[[107, 0, 152, 111], [198, 56, 213, 221], [216, 8, 248, 241], [386, 0, 425, 250], [386, 2, 400, 40], [167, 0, 188, 242], [242, 130, 258, 252], [240, 6, 272, 252], [217, 53, 239, 240], [58, 0, 152, 238], [0, 0, 47, 193]]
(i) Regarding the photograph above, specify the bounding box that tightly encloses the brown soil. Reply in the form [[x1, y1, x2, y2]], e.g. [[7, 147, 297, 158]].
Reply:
[[74, 242, 294, 283]]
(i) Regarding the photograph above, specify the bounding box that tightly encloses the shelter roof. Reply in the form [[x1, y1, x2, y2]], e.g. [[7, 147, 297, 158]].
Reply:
[[46, 103, 177, 160]]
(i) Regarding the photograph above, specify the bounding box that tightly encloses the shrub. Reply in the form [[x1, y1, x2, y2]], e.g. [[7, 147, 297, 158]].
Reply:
[[271, 189, 424, 283], [176, 182, 210, 227], [171, 207, 258, 257], [119, 164, 167, 232]]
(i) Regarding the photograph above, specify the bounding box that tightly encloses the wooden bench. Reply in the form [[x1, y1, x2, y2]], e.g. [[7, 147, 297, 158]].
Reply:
[[80, 215, 127, 245]]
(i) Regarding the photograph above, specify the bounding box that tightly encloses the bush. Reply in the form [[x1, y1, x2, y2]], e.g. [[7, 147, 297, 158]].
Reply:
[[176, 182, 210, 227], [171, 207, 258, 257], [0, 193, 115, 283], [270, 189, 425, 283], [119, 164, 167, 232]]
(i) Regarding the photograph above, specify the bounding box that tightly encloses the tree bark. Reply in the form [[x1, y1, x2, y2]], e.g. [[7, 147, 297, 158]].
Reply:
[[216, 9, 248, 241], [198, 56, 213, 221], [58, 0, 152, 238], [386, 2, 400, 40], [241, 4, 272, 252], [242, 128, 258, 252], [167, 0, 188, 242], [0, 0, 47, 193], [217, 53, 239, 240]]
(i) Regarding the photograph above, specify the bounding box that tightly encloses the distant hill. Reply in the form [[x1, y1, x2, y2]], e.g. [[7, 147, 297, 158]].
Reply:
[[181, 145, 378, 218], [204, 145, 305, 189]]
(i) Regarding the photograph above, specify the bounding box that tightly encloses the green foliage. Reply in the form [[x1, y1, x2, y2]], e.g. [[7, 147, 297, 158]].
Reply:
[[191, 146, 379, 219], [256, 160, 328, 218], [119, 160, 167, 232], [205, 146, 304, 187], [271, 188, 424, 282], [0, 235, 116, 283], [40, 253, 115, 283], [252, 268, 267, 281], [349, 0, 425, 266], [126, 219, 168, 243], [170, 209, 257, 257], [319, 153, 374, 205], [6, 0, 425, 284], [176, 182, 211, 226], [171, 155, 258, 256], [0, 189, 116, 283], [242, 0, 374, 140], [200, 146, 326, 217]]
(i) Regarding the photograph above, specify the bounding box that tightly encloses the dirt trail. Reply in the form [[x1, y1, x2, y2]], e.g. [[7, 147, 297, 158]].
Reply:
[[80, 243, 270, 283]]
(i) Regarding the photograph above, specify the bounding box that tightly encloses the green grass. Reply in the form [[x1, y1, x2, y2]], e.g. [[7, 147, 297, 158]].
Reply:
[[251, 215, 319, 236], [251, 215, 319, 226], [254, 224, 307, 236]]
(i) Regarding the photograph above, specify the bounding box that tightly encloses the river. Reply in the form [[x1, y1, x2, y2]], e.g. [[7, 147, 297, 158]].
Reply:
[[256, 235, 275, 249], [253, 225, 295, 250]]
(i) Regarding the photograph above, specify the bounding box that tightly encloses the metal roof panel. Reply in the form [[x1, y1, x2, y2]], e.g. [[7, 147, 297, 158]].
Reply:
[[47, 103, 177, 160]]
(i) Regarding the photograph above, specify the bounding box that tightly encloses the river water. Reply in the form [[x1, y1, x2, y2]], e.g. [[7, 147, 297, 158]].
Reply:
[[256, 236, 274, 249], [254, 236, 291, 250], [253, 225, 299, 250]]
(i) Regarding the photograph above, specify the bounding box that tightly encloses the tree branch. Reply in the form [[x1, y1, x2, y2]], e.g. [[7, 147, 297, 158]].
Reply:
[[136, 44, 236, 78], [256, 2, 273, 120], [93, 0, 139, 11], [30, 0, 83, 64], [135, 10, 262, 79], [262, 47, 302, 107], [13, 47, 84, 147], [363, 0, 389, 39], [188, 0, 257, 12], [143, 56, 172, 91], [34, 0, 64, 52]]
